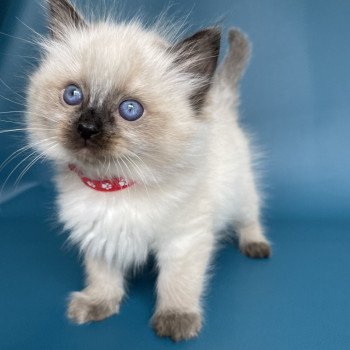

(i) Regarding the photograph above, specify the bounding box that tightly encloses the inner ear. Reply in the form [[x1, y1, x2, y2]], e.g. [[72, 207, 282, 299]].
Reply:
[[47, 0, 87, 39], [172, 27, 221, 110]]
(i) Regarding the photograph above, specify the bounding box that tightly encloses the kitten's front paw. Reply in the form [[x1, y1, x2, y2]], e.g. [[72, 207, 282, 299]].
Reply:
[[67, 291, 119, 324], [152, 310, 202, 342], [241, 241, 271, 258]]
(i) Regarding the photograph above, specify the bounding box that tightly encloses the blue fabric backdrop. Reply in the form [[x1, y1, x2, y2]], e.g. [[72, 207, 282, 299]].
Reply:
[[1, 1, 350, 349]]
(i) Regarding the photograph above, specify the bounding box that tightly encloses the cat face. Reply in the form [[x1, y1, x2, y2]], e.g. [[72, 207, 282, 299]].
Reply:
[[26, 0, 220, 181]]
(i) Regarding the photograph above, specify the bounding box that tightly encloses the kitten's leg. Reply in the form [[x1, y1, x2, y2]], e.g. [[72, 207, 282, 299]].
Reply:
[[232, 171, 271, 258], [67, 256, 124, 324], [152, 230, 214, 341], [236, 221, 271, 258]]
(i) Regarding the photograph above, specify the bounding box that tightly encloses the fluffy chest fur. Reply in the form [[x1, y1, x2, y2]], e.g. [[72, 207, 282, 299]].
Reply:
[[56, 167, 204, 269]]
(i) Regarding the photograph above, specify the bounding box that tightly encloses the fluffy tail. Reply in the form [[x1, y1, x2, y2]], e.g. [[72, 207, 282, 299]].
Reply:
[[217, 28, 251, 88]]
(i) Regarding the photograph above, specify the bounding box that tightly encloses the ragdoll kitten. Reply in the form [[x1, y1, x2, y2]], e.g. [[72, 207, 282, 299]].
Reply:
[[26, 0, 271, 341]]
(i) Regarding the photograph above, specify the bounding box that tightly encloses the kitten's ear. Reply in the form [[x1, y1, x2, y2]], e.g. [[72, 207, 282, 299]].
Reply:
[[173, 27, 221, 110], [47, 0, 87, 38]]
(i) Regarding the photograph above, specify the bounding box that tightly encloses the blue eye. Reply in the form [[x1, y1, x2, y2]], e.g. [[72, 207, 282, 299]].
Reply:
[[119, 99, 144, 121], [63, 85, 83, 105]]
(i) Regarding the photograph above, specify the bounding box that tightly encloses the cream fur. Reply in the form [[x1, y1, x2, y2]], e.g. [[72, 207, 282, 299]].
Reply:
[[26, 1, 270, 341]]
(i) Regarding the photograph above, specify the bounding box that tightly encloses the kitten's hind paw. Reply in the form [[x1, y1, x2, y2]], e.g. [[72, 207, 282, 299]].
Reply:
[[152, 310, 202, 342], [67, 291, 119, 324], [240, 241, 271, 259]]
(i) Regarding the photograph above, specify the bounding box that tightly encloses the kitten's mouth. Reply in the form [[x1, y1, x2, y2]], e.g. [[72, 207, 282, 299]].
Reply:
[[73, 145, 107, 164], [82, 139, 97, 149], [63, 129, 113, 163], [64, 139, 107, 164], [77, 146, 93, 157]]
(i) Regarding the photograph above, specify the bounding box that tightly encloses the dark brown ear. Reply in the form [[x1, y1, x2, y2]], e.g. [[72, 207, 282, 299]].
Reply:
[[47, 0, 87, 38], [173, 27, 221, 110]]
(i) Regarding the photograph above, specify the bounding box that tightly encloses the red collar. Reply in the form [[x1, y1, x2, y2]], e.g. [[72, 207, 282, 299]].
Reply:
[[68, 164, 134, 192]]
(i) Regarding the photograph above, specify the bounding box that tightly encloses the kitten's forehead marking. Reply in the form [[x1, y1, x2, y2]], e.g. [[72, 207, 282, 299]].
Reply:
[[85, 78, 117, 110], [88, 89, 108, 109]]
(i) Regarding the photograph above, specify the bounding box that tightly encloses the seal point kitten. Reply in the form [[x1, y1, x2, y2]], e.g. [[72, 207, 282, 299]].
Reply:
[[26, 0, 271, 341]]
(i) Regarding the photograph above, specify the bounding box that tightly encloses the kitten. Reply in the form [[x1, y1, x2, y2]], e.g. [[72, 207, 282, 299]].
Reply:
[[26, 0, 271, 341]]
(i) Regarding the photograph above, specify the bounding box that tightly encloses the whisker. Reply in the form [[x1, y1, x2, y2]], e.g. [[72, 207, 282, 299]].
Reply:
[[0, 127, 57, 134], [0, 111, 61, 123], [0, 93, 25, 106], [124, 154, 150, 200], [15, 17, 45, 41], [1, 139, 57, 195], [14, 143, 58, 187], [0, 145, 32, 173], [96, 159, 102, 179], [0, 137, 58, 173], [0, 111, 27, 115], [0, 111, 56, 118], [14, 154, 44, 187], [0, 149, 38, 196], [0, 78, 25, 102], [0, 30, 36, 45], [0, 52, 38, 60], [0, 119, 25, 125], [128, 150, 158, 183], [105, 155, 111, 177], [115, 156, 131, 200], [102, 155, 108, 178], [127, 150, 165, 194]]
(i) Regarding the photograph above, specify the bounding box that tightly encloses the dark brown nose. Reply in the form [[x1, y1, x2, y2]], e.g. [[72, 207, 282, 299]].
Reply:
[[77, 108, 102, 140], [77, 122, 101, 140]]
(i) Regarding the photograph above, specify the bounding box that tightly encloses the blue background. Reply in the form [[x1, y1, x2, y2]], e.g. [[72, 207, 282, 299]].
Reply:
[[1, 0, 350, 349]]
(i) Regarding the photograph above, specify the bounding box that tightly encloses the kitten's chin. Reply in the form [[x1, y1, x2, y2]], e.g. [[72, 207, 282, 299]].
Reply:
[[67, 146, 106, 166]]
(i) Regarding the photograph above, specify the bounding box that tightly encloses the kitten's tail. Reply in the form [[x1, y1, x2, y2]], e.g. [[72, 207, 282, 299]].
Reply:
[[217, 28, 251, 88], [210, 28, 251, 116]]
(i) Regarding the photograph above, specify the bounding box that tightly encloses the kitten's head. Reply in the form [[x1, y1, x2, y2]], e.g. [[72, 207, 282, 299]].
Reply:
[[26, 0, 220, 182]]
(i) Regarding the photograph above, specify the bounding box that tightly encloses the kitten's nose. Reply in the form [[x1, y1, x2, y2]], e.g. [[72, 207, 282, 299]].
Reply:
[[77, 122, 101, 140]]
